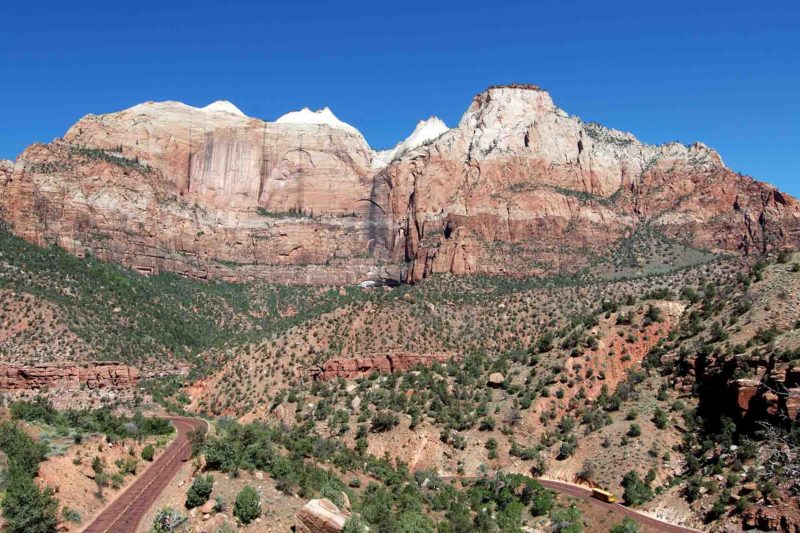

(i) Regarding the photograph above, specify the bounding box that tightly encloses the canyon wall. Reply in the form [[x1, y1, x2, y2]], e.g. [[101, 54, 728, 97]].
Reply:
[[1, 85, 798, 284], [0, 362, 140, 391]]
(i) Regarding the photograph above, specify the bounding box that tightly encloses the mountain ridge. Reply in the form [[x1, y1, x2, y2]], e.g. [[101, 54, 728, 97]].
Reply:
[[1, 84, 797, 285]]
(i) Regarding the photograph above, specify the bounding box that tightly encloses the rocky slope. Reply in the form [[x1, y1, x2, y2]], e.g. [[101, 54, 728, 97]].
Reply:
[[1, 85, 798, 284]]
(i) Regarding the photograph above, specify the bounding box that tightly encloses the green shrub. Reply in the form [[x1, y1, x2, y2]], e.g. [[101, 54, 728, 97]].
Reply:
[[370, 411, 399, 433], [531, 490, 553, 516], [233, 486, 261, 524], [1, 468, 58, 533], [621, 471, 653, 506], [610, 517, 641, 533], [151, 507, 187, 533], [185, 475, 214, 509], [142, 444, 155, 461]]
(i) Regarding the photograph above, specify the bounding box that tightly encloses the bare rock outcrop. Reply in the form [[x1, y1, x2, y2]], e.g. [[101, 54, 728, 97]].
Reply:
[[0, 362, 139, 390], [371, 85, 800, 281], [295, 498, 348, 533], [1, 102, 392, 284], [309, 352, 454, 381]]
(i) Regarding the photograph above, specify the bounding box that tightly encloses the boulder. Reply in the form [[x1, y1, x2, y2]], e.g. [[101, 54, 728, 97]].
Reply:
[[295, 498, 349, 533], [488, 373, 506, 388], [199, 499, 216, 514]]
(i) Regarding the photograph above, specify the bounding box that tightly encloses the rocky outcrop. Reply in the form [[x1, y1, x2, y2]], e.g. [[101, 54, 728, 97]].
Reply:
[[2, 85, 798, 284], [0, 362, 139, 390], [0, 102, 393, 284], [742, 504, 800, 533], [675, 356, 800, 424], [487, 372, 506, 387], [309, 352, 454, 381], [371, 85, 800, 281], [295, 498, 348, 533]]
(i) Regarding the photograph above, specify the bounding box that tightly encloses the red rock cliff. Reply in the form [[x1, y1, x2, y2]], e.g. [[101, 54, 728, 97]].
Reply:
[[2, 85, 798, 284], [0, 362, 140, 390]]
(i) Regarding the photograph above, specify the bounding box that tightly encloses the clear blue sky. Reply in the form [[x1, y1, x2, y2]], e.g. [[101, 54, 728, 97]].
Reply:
[[2, 0, 798, 195]]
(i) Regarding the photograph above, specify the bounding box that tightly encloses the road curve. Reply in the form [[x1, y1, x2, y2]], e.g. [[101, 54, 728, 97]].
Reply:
[[537, 479, 700, 533], [83, 416, 207, 533]]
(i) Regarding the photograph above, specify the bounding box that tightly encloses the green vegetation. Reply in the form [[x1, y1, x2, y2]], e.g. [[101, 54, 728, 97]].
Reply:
[[621, 471, 653, 506], [150, 507, 187, 532], [0, 226, 374, 376], [256, 206, 309, 219], [185, 474, 214, 509], [142, 444, 155, 461], [200, 419, 574, 531], [69, 145, 152, 174], [9, 397, 173, 442], [233, 486, 261, 524], [0, 422, 57, 533], [610, 517, 641, 533]]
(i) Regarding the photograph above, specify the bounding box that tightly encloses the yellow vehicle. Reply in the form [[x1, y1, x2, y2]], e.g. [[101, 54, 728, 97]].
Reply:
[[591, 487, 618, 503]]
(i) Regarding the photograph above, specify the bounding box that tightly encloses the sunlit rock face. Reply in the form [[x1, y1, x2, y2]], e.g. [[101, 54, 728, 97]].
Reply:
[[2, 86, 798, 284], [372, 85, 800, 281]]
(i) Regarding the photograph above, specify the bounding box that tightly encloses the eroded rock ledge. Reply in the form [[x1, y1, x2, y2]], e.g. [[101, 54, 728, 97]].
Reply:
[[308, 352, 454, 381], [0, 362, 140, 390]]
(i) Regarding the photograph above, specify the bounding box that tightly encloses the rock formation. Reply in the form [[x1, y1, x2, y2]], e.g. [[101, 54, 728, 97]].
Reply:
[[295, 498, 349, 533], [1, 85, 798, 284], [0, 362, 140, 390], [308, 352, 454, 381], [371, 85, 800, 281]]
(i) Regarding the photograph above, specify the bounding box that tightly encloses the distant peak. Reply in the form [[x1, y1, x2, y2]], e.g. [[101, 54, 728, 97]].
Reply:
[[275, 107, 362, 136], [486, 83, 545, 92], [371, 116, 449, 169], [401, 116, 449, 151], [202, 100, 246, 117]]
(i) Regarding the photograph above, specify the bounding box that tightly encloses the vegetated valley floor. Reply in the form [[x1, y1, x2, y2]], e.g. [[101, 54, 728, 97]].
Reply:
[[1, 224, 799, 532]]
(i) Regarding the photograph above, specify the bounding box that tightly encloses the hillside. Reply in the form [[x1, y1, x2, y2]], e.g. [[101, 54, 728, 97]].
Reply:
[[0, 84, 798, 532]]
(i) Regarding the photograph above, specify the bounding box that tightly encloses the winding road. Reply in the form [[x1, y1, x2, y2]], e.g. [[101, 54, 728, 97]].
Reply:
[[83, 417, 207, 533], [81, 417, 697, 533], [537, 479, 700, 533]]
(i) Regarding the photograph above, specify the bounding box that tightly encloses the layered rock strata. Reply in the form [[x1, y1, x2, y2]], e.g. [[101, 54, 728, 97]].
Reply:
[[0, 362, 140, 390], [2, 85, 798, 284]]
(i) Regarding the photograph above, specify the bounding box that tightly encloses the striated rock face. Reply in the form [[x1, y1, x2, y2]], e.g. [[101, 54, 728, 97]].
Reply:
[[2, 85, 798, 284], [370, 85, 800, 281], [0, 362, 139, 390], [1, 101, 392, 284], [295, 498, 348, 533], [309, 352, 454, 381]]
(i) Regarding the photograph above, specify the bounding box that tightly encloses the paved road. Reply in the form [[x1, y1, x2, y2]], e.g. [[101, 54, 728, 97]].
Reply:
[[83, 417, 207, 533], [538, 479, 700, 533], [439, 475, 698, 532]]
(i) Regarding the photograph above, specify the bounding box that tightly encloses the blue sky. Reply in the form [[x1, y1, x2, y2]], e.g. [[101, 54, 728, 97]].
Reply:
[[2, 1, 798, 195]]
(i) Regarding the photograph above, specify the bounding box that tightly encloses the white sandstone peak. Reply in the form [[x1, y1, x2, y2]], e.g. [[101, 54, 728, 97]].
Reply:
[[371, 116, 449, 169], [275, 107, 362, 136], [402, 117, 449, 152], [202, 100, 246, 117]]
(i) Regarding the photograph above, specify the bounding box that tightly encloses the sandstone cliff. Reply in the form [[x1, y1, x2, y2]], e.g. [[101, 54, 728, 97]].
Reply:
[[0, 362, 139, 390], [1, 85, 798, 284], [371, 85, 800, 281], [308, 352, 454, 381]]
